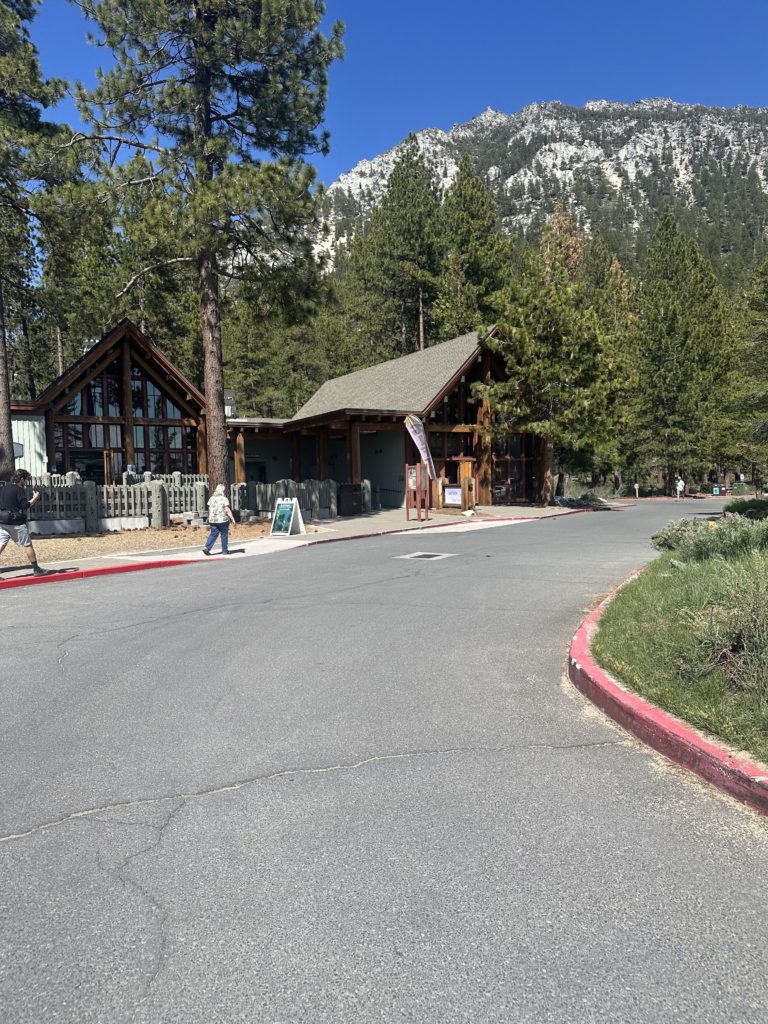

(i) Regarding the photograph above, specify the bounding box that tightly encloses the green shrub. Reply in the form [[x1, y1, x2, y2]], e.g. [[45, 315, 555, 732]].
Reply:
[[723, 497, 768, 520], [678, 516, 768, 561], [679, 553, 768, 699], [651, 518, 703, 551]]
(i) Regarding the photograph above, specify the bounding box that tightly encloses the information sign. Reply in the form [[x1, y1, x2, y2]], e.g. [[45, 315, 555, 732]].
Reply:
[[443, 485, 462, 506], [270, 497, 306, 537]]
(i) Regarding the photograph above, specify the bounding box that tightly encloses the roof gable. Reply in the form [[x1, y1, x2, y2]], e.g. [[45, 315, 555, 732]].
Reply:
[[28, 319, 206, 414], [292, 332, 485, 424]]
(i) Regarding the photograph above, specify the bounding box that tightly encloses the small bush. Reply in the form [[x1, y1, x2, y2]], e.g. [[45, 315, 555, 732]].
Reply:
[[723, 498, 768, 521], [678, 516, 768, 561], [680, 554, 768, 698], [651, 518, 703, 551]]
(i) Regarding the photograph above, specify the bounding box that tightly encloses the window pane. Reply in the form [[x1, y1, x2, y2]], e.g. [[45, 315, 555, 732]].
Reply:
[[133, 425, 145, 449], [167, 426, 182, 449], [166, 400, 181, 420], [185, 427, 196, 449], [54, 423, 64, 447], [107, 378, 122, 416], [168, 454, 183, 472], [151, 451, 165, 473], [67, 424, 83, 448], [132, 381, 144, 416], [147, 383, 163, 418], [446, 433, 461, 457], [65, 391, 83, 416], [86, 424, 104, 448], [109, 425, 123, 448], [150, 425, 165, 449], [131, 364, 141, 378], [428, 432, 444, 458], [134, 452, 146, 472], [86, 380, 103, 417]]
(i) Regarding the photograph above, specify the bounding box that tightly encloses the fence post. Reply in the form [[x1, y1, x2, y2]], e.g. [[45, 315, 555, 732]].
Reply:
[[149, 482, 169, 529], [194, 481, 208, 516], [143, 472, 153, 484], [362, 479, 372, 514], [172, 471, 182, 487], [328, 479, 337, 518], [83, 481, 98, 533], [65, 471, 79, 486]]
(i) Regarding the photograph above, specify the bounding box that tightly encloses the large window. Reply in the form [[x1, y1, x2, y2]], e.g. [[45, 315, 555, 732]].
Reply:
[[54, 360, 198, 478]]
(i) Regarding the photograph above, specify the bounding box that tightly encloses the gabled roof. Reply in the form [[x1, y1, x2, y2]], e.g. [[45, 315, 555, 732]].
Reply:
[[291, 331, 486, 425], [25, 319, 206, 413]]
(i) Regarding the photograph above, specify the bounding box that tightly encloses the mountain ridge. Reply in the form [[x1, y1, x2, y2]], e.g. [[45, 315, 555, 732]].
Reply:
[[322, 98, 768, 281]]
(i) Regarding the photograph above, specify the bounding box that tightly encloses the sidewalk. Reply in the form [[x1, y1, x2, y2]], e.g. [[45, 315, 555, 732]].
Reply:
[[0, 504, 576, 588]]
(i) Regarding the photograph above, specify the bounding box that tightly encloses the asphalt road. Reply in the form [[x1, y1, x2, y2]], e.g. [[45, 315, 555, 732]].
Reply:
[[2, 500, 767, 1023]]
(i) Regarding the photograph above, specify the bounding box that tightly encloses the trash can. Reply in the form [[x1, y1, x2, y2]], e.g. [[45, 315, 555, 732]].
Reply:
[[338, 483, 363, 516]]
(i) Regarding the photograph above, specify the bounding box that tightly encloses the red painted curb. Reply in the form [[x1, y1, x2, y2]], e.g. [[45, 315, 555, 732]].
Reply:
[[568, 589, 768, 815], [0, 557, 199, 590]]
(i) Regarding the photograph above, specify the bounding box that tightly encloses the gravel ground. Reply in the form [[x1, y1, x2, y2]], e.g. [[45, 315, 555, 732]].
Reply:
[[0, 521, 278, 565]]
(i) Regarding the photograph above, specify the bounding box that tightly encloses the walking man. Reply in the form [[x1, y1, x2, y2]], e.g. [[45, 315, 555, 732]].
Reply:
[[0, 470, 52, 578]]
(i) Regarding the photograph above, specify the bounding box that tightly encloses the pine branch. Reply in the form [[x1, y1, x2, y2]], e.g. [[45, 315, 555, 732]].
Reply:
[[115, 257, 194, 298]]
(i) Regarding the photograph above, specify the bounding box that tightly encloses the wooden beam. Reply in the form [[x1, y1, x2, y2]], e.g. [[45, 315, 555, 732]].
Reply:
[[44, 409, 56, 471], [234, 429, 246, 484], [290, 433, 301, 482], [316, 426, 328, 480], [475, 350, 493, 505], [51, 346, 121, 413], [129, 347, 200, 417], [122, 338, 134, 466], [349, 420, 361, 484]]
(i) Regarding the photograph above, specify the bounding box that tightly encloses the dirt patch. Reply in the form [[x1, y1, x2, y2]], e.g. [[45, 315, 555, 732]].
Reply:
[[1, 520, 290, 566]]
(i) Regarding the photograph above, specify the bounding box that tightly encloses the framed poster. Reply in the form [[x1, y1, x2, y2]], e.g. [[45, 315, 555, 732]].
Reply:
[[443, 485, 462, 507]]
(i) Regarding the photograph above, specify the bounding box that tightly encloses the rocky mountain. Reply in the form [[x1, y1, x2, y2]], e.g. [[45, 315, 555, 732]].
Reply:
[[322, 99, 768, 282]]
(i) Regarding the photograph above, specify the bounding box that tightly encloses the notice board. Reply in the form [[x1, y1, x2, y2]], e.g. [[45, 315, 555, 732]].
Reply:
[[270, 497, 306, 537]]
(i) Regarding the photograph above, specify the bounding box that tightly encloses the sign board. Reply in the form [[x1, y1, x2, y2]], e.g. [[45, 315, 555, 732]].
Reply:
[[712, 486, 720, 496], [13, 442, 23, 460], [443, 485, 462, 507], [270, 497, 306, 537], [407, 466, 418, 491], [404, 415, 436, 480]]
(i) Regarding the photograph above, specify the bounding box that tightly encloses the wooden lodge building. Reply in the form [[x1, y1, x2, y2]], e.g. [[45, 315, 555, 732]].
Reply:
[[11, 319, 544, 507]]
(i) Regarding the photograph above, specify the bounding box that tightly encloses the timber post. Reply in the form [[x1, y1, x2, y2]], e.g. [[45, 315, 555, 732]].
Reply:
[[234, 429, 246, 484], [349, 420, 361, 484], [149, 481, 169, 529], [121, 338, 134, 468]]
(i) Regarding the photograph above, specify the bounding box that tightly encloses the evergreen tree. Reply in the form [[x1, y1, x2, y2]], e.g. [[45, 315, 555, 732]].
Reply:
[[0, 0, 65, 477], [632, 211, 739, 489], [433, 154, 511, 338], [345, 136, 442, 356], [479, 226, 610, 504], [74, 0, 343, 487]]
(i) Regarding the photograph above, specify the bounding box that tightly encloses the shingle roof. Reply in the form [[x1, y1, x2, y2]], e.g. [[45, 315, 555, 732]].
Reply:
[[292, 332, 483, 424]]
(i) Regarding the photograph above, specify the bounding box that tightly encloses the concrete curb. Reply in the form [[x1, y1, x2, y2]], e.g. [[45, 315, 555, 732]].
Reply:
[[568, 585, 768, 816], [0, 557, 199, 590]]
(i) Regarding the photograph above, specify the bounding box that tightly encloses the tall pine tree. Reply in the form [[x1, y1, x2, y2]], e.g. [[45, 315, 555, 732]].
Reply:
[[73, 0, 343, 487]]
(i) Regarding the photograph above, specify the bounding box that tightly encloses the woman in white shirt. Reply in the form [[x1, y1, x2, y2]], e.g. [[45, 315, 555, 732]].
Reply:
[[202, 484, 236, 555]]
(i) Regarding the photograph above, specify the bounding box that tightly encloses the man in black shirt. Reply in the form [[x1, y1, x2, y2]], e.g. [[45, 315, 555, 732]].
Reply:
[[0, 470, 52, 578]]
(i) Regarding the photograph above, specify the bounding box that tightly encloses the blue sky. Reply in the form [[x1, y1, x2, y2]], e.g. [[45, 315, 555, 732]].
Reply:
[[31, 0, 768, 186]]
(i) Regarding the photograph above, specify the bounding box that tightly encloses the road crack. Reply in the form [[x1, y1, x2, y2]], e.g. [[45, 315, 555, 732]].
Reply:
[[0, 739, 626, 845]]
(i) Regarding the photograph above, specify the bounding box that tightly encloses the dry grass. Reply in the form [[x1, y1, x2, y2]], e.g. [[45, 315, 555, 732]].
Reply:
[[1, 520, 282, 566]]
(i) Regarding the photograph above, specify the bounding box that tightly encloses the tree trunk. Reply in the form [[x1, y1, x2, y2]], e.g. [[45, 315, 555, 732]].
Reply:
[[538, 437, 555, 505], [56, 324, 64, 376], [418, 288, 425, 352], [555, 467, 566, 497], [199, 251, 229, 490], [20, 316, 36, 400], [0, 278, 15, 481]]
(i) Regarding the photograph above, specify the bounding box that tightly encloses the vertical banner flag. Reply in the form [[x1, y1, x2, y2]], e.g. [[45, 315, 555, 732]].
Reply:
[[404, 415, 437, 480]]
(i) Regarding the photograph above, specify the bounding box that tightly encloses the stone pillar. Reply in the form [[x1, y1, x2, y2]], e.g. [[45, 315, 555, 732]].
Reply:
[[194, 481, 209, 515], [149, 481, 169, 529], [83, 480, 98, 534]]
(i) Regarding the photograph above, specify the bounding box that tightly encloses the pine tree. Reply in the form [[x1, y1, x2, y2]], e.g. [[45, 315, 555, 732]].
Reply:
[[632, 211, 738, 489], [433, 154, 511, 338], [0, 0, 65, 477], [345, 136, 442, 356], [74, 0, 343, 487], [479, 231, 609, 504]]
